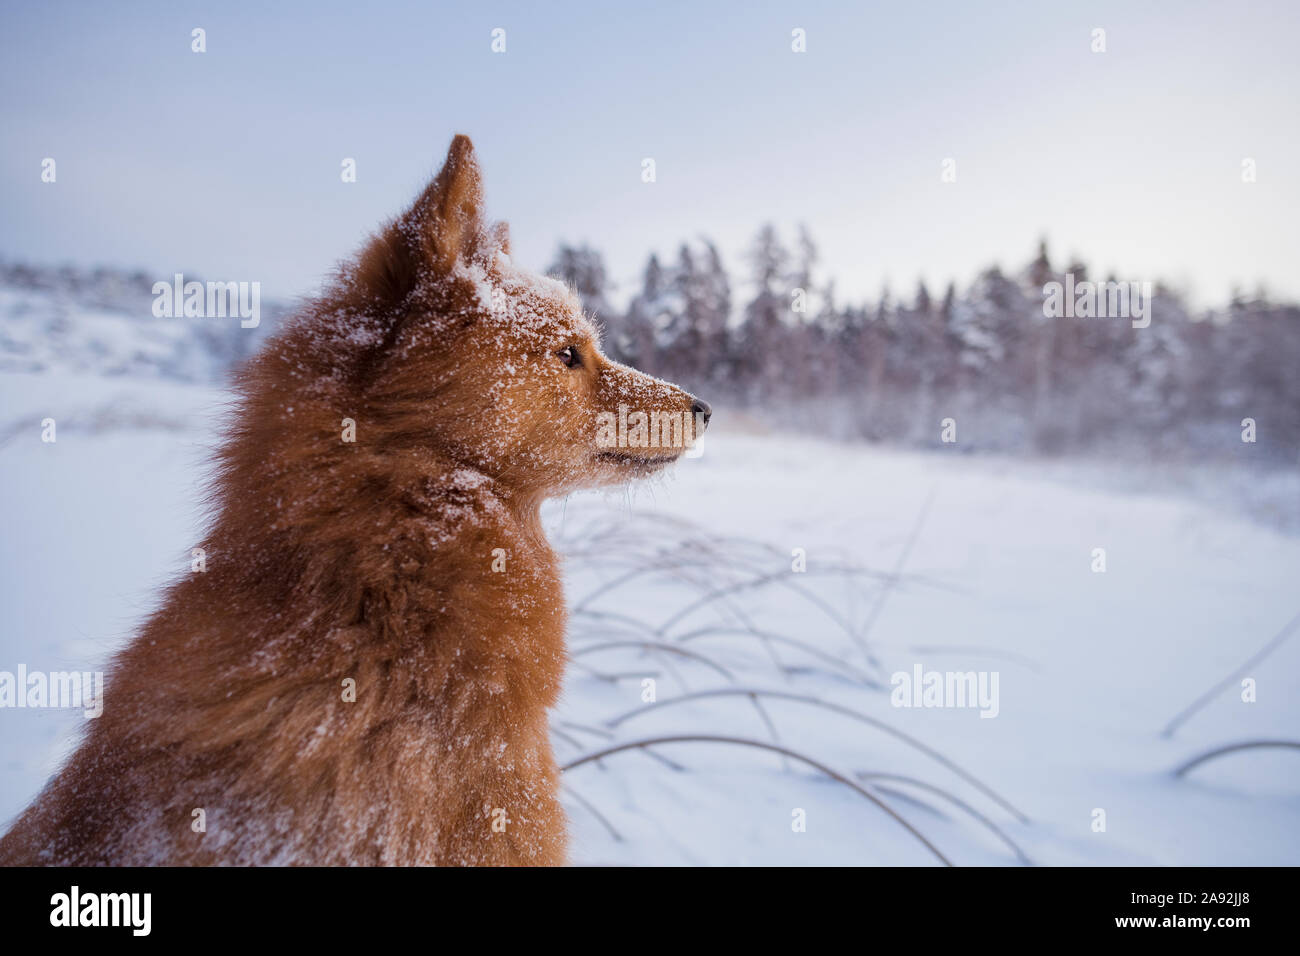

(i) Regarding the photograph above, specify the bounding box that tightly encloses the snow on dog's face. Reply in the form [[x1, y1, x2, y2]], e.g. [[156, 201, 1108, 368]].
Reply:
[[337, 136, 709, 501]]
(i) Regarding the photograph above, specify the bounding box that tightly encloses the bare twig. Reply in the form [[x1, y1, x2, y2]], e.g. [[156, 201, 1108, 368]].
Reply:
[[563, 784, 624, 843], [561, 734, 953, 866], [556, 720, 613, 740], [747, 693, 790, 772], [859, 486, 938, 649], [572, 640, 735, 682], [1173, 740, 1300, 778], [604, 687, 1028, 823], [654, 569, 868, 661], [856, 771, 1032, 864], [676, 625, 882, 688], [1161, 610, 1300, 738], [550, 726, 586, 752], [567, 658, 661, 683]]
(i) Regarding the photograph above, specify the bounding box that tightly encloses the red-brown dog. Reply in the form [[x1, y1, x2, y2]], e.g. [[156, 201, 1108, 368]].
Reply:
[[0, 135, 709, 865]]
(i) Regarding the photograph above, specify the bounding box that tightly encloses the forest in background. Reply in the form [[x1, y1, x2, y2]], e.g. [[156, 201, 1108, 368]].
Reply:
[[548, 232, 1300, 463], [3, 234, 1297, 465]]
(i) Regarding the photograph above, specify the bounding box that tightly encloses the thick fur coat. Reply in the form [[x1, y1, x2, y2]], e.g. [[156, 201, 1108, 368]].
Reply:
[[0, 136, 707, 865]]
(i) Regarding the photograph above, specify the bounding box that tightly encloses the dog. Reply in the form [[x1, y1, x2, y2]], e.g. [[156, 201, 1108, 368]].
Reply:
[[0, 135, 710, 865]]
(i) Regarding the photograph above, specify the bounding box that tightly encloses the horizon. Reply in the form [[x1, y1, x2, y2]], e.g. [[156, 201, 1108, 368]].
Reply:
[[0, 231, 1285, 318]]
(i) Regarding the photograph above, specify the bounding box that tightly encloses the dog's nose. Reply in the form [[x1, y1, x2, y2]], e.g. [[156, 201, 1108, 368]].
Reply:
[[690, 397, 712, 426]]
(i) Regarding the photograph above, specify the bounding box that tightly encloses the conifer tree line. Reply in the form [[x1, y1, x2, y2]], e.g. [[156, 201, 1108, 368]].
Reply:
[[549, 233, 1300, 461]]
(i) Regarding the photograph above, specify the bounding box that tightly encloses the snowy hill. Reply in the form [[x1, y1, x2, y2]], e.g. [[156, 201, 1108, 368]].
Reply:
[[0, 264, 287, 384]]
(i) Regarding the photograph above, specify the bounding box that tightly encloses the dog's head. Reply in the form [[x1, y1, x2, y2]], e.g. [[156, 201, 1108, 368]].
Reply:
[[319, 135, 709, 502]]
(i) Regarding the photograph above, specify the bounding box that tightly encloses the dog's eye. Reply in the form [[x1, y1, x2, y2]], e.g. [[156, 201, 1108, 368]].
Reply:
[[557, 346, 580, 368]]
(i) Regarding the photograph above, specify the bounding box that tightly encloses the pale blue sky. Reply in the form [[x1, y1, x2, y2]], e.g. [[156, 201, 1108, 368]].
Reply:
[[2, 0, 1298, 307]]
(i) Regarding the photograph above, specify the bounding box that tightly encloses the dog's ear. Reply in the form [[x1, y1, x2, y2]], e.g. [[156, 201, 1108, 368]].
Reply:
[[418, 134, 486, 273], [346, 135, 486, 312]]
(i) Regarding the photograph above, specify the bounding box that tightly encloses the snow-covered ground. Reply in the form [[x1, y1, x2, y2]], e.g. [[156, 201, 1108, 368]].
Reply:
[[1, 368, 1297, 866]]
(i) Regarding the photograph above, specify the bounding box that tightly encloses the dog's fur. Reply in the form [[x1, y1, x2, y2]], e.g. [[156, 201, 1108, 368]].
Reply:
[[0, 136, 705, 866]]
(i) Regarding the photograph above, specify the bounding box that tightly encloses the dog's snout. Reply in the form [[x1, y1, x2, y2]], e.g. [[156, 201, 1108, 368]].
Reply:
[[690, 396, 712, 427]]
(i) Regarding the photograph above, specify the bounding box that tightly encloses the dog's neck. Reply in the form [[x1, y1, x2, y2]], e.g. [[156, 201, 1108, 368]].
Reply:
[[492, 485, 550, 550]]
